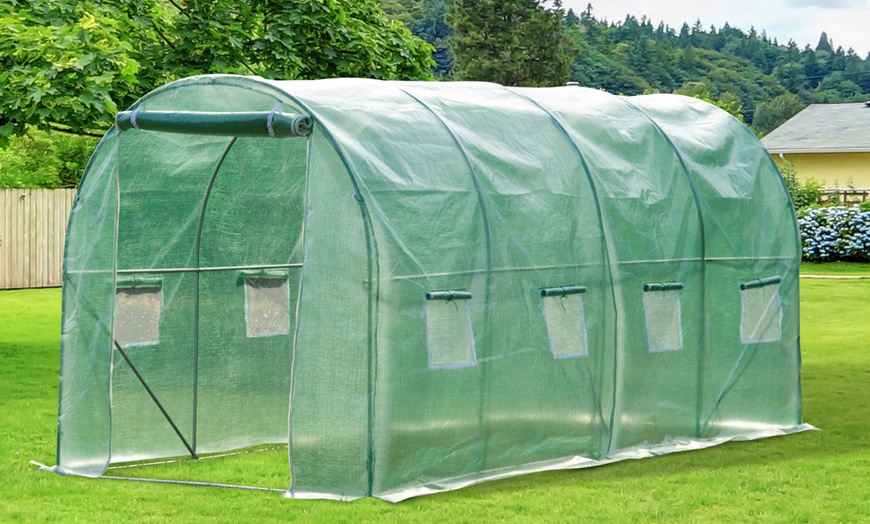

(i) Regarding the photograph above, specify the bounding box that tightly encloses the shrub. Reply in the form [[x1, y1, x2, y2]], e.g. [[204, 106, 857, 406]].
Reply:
[[779, 162, 822, 210], [0, 127, 97, 188], [860, 200, 870, 212], [798, 205, 870, 262]]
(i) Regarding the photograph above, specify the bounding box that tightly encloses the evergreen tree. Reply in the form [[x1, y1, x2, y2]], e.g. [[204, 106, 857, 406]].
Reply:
[[447, 0, 571, 86], [381, 0, 425, 27], [774, 62, 809, 93], [816, 31, 834, 53], [409, 0, 456, 76], [802, 50, 826, 89], [563, 8, 580, 28], [580, 3, 594, 25], [753, 93, 806, 135]]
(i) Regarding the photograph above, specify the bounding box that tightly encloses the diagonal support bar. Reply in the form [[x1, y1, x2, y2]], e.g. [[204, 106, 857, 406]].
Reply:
[[113, 341, 198, 460]]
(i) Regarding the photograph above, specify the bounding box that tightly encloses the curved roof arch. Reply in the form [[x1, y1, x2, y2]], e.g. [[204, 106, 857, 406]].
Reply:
[[113, 74, 797, 272]]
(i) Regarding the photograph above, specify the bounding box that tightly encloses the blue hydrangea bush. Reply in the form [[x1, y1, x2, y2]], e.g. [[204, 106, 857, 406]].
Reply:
[[798, 205, 870, 262]]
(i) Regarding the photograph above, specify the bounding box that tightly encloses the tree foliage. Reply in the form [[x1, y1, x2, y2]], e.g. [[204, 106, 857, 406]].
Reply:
[[0, 0, 435, 144], [0, 1, 142, 140], [447, 0, 571, 86], [388, 1, 870, 134], [0, 127, 98, 188], [780, 161, 822, 211], [753, 93, 807, 136], [558, 11, 870, 131], [673, 81, 745, 122]]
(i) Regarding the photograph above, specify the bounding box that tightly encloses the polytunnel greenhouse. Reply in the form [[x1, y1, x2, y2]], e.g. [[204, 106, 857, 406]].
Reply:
[[52, 75, 812, 501]]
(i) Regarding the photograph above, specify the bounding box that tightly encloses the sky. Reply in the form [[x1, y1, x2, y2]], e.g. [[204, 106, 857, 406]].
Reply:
[[564, 0, 870, 57]]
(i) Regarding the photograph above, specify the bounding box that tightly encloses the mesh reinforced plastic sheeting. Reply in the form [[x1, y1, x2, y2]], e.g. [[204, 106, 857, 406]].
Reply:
[[54, 75, 811, 501]]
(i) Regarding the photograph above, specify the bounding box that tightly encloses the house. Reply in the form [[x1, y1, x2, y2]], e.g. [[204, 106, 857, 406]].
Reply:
[[762, 102, 870, 202]]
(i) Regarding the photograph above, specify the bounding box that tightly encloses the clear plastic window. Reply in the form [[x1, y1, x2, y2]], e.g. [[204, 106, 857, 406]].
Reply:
[[115, 285, 162, 348], [424, 293, 476, 369], [245, 277, 291, 338], [643, 284, 683, 352], [542, 293, 588, 359], [740, 278, 783, 343]]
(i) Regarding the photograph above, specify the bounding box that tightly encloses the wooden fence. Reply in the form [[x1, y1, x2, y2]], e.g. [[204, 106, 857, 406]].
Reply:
[[1, 188, 76, 289]]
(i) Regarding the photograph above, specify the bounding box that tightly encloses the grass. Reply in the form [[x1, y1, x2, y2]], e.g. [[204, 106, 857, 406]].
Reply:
[[3, 268, 870, 522], [800, 260, 870, 275]]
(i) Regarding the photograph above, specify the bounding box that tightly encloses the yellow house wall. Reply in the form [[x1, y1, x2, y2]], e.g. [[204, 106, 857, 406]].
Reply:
[[772, 152, 870, 189]]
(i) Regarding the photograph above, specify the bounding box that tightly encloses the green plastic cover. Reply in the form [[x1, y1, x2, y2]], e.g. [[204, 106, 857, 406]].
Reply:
[[55, 75, 810, 501]]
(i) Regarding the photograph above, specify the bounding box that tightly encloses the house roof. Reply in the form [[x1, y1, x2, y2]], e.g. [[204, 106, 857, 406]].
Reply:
[[761, 102, 870, 154]]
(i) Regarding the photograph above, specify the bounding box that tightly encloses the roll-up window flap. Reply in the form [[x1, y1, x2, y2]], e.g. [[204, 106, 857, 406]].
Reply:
[[116, 275, 163, 289], [540, 284, 587, 297], [740, 275, 783, 290], [425, 290, 473, 301], [115, 111, 312, 137], [643, 282, 684, 292], [237, 269, 289, 284]]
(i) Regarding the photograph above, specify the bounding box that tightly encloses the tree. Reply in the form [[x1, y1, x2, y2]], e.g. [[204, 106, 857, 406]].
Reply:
[[0, 1, 143, 142], [563, 8, 580, 28], [0, 127, 97, 188], [816, 31, 833, 53], [251, 0, 435, 80], [0, 0, 436, 144], [816, 72, 862, 99], [447, 0, 571, 87], [774, 62, 809, 93], [674, 81, 745, 121], [752, 93, 805, 136], [580, 3, 594, 26], [381, 0, 425, 27], [409, 0, 456, 76]]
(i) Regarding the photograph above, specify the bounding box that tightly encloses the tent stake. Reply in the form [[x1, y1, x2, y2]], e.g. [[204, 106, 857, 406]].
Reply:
[[114, 341, 199, 460]]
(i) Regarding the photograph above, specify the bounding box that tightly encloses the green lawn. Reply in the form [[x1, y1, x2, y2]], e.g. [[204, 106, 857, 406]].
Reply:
[[800, 260, 870, 275], [2, 269, 870, 522]]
